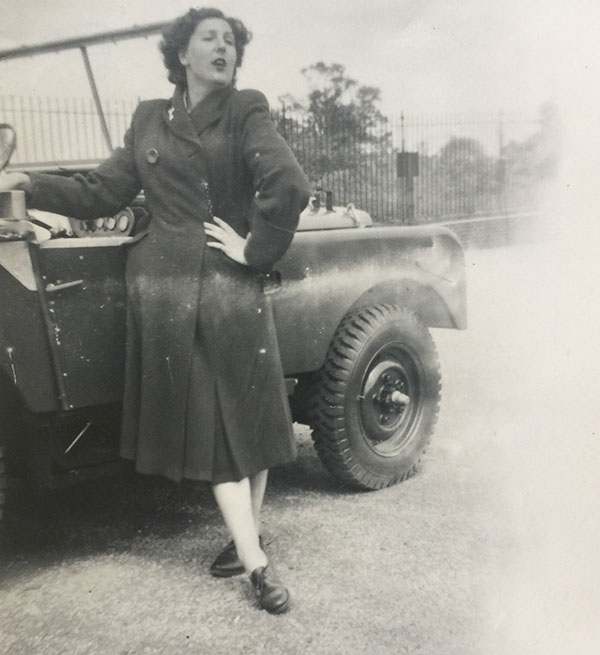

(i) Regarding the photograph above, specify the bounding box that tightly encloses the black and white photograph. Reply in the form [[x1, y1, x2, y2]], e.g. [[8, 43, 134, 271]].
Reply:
[[1, 1, 598, 653]]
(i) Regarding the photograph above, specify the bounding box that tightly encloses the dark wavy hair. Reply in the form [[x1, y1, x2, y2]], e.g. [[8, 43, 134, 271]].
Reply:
[[160, 7, 252, 88]]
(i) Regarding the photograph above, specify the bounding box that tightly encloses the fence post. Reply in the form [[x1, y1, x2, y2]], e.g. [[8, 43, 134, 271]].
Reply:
[[279, 101, 287, 140], [397, 112, 416, 224], [497, 110, 507, 214]]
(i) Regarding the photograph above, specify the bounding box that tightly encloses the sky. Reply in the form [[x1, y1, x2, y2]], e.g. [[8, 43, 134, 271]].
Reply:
[[0, 0, 599, 212], [0, 0, 596, 118]]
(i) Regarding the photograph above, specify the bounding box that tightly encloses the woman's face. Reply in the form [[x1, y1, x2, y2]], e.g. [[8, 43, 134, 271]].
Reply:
[[179, 18, 237, 90]]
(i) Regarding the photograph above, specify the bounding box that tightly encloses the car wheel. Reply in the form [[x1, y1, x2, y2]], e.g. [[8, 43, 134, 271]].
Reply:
[[308, 304, 441, 490]]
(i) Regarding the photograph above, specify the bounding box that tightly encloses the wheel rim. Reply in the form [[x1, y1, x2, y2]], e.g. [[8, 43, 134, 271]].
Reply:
[[359, 342, 422, 456]]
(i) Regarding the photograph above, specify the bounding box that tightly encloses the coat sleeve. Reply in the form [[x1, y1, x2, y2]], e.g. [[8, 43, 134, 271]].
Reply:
[[239, 90, 310, 271], [27, 106, 142, 220]]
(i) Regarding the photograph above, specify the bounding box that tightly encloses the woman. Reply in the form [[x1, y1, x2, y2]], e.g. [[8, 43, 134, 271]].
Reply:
[[1, 7, 310, 614]]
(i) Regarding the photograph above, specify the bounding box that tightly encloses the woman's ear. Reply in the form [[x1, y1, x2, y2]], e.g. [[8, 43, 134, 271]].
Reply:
[[178, 49, 189, 67]]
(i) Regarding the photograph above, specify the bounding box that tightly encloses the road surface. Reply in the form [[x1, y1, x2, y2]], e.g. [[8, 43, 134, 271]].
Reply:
[[1, 240, 598, 655]]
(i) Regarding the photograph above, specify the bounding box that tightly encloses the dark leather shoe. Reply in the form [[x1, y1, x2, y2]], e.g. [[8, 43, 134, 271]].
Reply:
[[250, 564, 291, 614], [209, 537, 264, 578]]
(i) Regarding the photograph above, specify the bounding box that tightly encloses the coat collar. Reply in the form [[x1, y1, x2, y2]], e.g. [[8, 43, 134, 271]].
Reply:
[[164, 85, 234, 145]]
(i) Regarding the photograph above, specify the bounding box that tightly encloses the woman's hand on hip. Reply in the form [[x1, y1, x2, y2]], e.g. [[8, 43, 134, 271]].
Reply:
[[204, 217, 248, 266]]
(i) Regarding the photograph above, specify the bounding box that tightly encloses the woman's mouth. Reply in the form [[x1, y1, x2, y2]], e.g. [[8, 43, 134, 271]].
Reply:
[[212, 58, 227, 69]]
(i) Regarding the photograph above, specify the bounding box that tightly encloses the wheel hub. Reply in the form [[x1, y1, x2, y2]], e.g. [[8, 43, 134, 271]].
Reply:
[[360, 358, 413, 443]]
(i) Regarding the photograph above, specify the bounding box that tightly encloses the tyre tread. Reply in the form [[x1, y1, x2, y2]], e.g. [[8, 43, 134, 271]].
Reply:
[[307, 304, 441, 490]]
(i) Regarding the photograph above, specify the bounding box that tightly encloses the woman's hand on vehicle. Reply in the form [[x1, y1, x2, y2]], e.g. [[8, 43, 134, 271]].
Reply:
[[0, 172, 32, 193], [204, 217, 249, 266]]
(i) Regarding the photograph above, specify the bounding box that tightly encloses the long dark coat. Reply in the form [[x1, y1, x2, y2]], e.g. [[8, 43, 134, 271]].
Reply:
[[29, 86, 311, 483]]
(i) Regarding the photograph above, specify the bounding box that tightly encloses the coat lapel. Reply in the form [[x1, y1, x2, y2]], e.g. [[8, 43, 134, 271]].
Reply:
[[189, 85, 234, 135], [163, 85, 234, 145], [163, 87, 202, 149]]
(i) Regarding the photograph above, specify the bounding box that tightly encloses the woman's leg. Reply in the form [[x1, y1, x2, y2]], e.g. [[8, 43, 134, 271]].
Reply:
[[213, 472, 290, 613], [212, 477, 267, 574], [249, 469, 268, 534]]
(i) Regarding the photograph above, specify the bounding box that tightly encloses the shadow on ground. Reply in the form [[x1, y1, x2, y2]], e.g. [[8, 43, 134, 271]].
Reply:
[[0, 426, 347, 580]]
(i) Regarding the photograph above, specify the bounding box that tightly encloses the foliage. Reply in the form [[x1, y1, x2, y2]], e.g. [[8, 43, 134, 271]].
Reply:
[[275, 62, 391, 186], [501, 102, 561, 207], [437, 137, 498, 215], [408, 104, 560, 219], [274, 63, 560, 222]]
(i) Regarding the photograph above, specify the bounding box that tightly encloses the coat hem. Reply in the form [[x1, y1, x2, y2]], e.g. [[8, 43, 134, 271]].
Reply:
[[120, 451, 297, 485]]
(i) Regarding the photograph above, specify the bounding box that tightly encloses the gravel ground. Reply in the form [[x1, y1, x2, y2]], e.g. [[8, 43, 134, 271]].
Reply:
[[1, 239, 599, 655]]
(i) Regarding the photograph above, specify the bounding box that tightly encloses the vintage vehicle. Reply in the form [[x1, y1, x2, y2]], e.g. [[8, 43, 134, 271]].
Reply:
[[0, 127, 466, 518], [0, 27, 467, 524]]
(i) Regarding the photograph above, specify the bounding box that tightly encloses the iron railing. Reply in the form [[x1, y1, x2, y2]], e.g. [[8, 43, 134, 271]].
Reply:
[[2, 95, 552, 223], [274, 107, 547, 223]]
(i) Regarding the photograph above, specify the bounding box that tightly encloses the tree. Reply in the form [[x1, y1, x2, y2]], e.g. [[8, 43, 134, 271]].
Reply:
[[276, 62, 390, 186], [502, 102, 560, 208], [438, 137, 496, 215]]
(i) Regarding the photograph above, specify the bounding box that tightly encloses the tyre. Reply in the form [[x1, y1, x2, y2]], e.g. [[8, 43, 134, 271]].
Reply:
[[308, 304, 441, 490]]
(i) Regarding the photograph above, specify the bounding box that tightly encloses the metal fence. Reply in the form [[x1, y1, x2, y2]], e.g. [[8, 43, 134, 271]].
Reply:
[[274, 107, 548, 223], [0, 95, 136, 166], [2, 95, 551, 223]]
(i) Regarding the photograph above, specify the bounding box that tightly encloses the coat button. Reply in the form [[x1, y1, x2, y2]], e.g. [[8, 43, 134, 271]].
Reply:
[[146, 148, 159, 164]]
